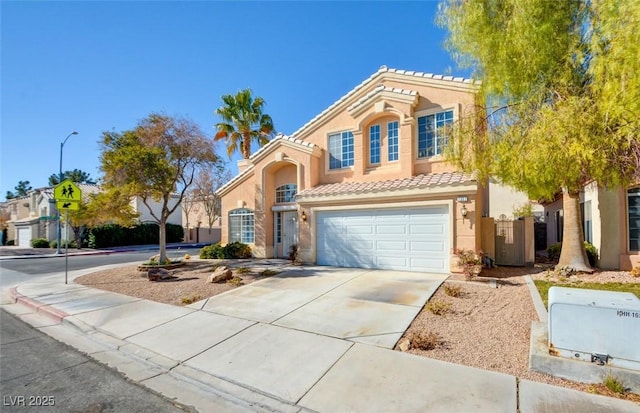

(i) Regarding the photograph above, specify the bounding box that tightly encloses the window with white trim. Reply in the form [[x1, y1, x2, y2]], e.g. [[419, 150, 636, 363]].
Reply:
[[275, 184, 297, 203], [329, 131, 354, 169], [628, 188, 640, 250], [369, 125, 380, 164], [388, 121, 399, 161], [580, 201, 592, 244], [229, 208, 254, 243], [417, 110, 453, 158]]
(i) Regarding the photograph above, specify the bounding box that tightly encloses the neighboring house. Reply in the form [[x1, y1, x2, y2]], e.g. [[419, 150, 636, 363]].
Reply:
[[5, 184, 183, 247], [181, 201, 222, 244], [131, 195, 182, 226], [543, 181, 639, 270], [217, 66, 495, 274], [485, 178, 544, 222]]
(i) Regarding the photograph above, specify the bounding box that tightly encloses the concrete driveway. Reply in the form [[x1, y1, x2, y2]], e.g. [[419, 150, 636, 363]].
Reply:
[[190, 266, 448, 348]]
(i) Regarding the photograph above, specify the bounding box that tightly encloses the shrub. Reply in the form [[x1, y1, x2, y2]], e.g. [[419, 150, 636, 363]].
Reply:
[[631, 267, 640, 278], [200, 243, 225, 259], [88, 222, 183, 249], [199, 242, 252, 259], [235, 267, 251, 274], [288, 244, 299, 262], [408, 331, 442, 351], [603, 374, 626, 394], [181, 295, 202, 305], [546, 242, 598, 267], [444, 284, 462, 298], [260, 269, 279, 277], [227, 276, 244, 286], [584, 242, 598, 267], [547, 243, 562, 260], [453, 248, 483, 280], [49, 240, 78, 249], [7, 239, 15, 246], [426, 300, 451, 315], [223, 241, 252, 259], [31, 238, 50, 248]]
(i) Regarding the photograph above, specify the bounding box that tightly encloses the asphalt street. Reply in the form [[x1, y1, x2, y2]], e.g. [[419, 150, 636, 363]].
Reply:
[[0, 249, 201, 288], [0, 309, 195, 413]]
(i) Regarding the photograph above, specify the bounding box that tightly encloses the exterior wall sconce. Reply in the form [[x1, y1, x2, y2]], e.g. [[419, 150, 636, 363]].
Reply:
[[461, 204, 468, 221], [301, 211, 308, 222]]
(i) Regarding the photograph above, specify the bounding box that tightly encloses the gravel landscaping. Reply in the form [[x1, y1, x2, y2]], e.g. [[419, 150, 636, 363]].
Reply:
[[75, 258, 640, 403]]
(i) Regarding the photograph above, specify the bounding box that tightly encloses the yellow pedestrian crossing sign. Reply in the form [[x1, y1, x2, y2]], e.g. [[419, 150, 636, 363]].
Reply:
[[54, 180, 82, 211]]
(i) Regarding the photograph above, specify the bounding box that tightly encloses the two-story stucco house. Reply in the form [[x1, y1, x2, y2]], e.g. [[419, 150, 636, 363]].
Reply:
[[217, 66, 491, 274]]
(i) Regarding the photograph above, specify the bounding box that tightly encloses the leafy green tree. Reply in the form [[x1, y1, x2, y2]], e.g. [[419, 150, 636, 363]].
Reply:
[[214, 88, 275, 159], [438, 0, 639, 272], [49, 169, 96, 186], [99, 113, 218, 263], [64, 191, 139, 248], [5, 180, 32, 199]]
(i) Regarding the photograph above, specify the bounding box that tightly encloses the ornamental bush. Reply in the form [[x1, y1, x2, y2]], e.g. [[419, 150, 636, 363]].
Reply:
[[199, 242, 252, 259], [31, 238, 50, 248]]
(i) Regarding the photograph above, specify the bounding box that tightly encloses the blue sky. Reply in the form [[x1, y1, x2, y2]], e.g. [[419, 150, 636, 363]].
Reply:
[[1, 1, 469, 199]]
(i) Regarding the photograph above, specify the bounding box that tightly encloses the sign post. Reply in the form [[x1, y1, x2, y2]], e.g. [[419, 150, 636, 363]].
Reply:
[[53, 180, 82, 284]]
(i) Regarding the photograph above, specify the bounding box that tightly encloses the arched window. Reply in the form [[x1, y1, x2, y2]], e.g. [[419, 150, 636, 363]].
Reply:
[[275, 184, 297, 203], [229, 208, 254, 243]]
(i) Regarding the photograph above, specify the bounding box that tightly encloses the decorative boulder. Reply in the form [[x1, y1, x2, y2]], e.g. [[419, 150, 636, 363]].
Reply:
[[398, 337, 411, 352], [148, 268, 172, 281], [208, 266, 233, 283], [149, 254, 160, 263]]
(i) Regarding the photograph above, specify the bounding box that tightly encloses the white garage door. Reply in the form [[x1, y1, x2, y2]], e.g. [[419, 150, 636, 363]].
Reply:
[[316, 206, 449, 273], [18, 227, 32, 247]]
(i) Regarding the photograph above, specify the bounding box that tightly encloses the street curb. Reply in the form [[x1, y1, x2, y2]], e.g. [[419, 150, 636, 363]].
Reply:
[[8, 287, 70, 323]]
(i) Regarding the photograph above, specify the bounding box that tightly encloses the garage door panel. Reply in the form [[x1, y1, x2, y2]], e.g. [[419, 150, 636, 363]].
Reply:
[[376, 241, 406, 251], [316, 206, 449, 273], [410, 241, 445, 253], [410, 224, 445, 235], [376, 225, 407, 235]]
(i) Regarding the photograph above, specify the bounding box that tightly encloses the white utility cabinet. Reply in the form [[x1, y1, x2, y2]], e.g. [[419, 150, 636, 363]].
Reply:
[[548, 286, 640, 371]]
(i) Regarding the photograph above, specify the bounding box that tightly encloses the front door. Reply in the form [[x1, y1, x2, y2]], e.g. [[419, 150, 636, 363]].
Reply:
[[282, 211, 298, 259]]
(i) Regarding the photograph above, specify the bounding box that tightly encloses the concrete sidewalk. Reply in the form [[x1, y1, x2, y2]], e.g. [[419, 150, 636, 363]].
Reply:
[[2, 268, 639, 413]]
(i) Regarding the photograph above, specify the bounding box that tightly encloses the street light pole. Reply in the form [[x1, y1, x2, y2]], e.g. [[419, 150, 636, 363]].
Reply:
[[56, 131, 78, 254]]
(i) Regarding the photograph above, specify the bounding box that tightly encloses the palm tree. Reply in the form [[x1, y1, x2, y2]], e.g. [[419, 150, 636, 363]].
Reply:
[[214, 89, 275, 159]]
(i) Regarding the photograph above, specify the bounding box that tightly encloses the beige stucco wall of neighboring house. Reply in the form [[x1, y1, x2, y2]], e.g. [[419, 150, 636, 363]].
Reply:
[[545, 198, 564, 247], [488, 180, 544, 220], [132, 196, 182, 226], [618, 186, 640, 270]]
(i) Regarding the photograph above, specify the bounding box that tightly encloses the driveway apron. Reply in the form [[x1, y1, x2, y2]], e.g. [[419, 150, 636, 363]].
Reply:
[[198, 267, 447, 348]]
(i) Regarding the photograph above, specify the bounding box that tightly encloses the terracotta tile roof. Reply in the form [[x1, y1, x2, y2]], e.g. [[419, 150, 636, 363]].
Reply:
[[297, 172, 476, 199], [347, 84, 418, 112], [248, 133, 317, 161]]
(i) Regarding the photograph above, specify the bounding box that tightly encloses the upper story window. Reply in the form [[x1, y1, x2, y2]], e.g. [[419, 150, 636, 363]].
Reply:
[[628, 188, 640, 251], [276, 184, 297, 203], [369, 125, 381, 164], [417, 110, 454, 158], [388, 121, 399, 161], [229, 208, 254, 243], [329, 131, 354, 170]]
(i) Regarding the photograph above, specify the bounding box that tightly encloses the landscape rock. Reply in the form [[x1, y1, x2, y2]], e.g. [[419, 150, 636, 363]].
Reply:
[[398, 337, 411, 352], [148, 268, 172, 282], [207, 266, 233, 283], [149, 254, 160, 263]]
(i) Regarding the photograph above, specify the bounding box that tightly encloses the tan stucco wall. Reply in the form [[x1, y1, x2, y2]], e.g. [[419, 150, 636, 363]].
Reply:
[[219, 70, 484, 268]]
